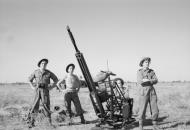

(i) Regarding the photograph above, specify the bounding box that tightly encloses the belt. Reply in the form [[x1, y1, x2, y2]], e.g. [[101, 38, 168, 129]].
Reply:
[[38, 83, 47, 89], [65, 90, 77, 93]]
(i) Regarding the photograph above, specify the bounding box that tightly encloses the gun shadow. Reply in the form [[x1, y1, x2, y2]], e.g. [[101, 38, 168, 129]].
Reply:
[[58, 119, 99, 126]]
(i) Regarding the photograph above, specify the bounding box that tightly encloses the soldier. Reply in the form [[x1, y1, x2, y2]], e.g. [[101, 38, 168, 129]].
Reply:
[[57, 63, 86, 124], [28, 58, 58, 128], [137, 57, 160, 130], [114, 78, 129, 98], [114, 78, 134, 123]]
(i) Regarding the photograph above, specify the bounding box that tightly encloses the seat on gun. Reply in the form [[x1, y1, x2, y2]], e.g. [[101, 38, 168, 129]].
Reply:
[[93, 71, 116, 83], [93, 71, 109, 83]]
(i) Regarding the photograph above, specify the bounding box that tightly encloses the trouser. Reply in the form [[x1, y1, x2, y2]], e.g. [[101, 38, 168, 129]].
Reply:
[[64, 91, 83, 118], [122, 98, 133, 120], [29, 88, 51, 124], [138, 86, 159, 121]]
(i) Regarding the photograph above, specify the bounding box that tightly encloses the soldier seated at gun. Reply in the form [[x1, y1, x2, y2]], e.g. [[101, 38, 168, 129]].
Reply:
[[93, 71, 134, 122], [92, 71, 113, 102], [113, 78, 130, 100], [113, 78, 134, 123]]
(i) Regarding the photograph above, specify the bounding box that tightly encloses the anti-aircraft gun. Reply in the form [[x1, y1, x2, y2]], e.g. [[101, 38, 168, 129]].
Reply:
[[66, 26, 134, 129]]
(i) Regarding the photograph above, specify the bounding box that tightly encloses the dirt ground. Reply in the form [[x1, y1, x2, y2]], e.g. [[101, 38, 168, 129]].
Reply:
[[0, 82, 190, 130]]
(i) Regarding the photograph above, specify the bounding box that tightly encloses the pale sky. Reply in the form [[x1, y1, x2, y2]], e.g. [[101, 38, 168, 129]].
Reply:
[[0, 0, 190, 82]]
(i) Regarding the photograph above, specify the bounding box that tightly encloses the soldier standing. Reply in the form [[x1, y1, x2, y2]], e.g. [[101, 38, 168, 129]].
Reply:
[[137, 57, 160, 130], [57, 63, 86, 124], [28, 58, 58, 128]]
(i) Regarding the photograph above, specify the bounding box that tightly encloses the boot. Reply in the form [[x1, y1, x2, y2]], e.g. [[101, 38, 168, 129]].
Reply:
[[28, 113, 35, 128], [80, 114, 86, 124], [152, 121, 160, 130], [47, 116, 56, 128], [28, 121, 35, 129], [48, 117, 52, 124], [68, 116, 74, 125], [139, 120, 143, 130]]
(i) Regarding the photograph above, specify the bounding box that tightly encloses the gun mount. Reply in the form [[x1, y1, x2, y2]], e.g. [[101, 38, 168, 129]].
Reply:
[[67, 26, 135, 129]]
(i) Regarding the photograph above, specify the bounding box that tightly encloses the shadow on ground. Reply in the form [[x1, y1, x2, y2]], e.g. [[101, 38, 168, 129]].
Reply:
[[159, 120, 190, 129], [122, 116, 168, 130], [59, 119, 99, 126]]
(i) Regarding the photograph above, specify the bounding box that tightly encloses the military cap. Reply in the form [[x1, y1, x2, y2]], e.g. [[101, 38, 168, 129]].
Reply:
[[38, 58, 48, 67], [113, 78, 124, 86], [66, 63, 75, 73], [139, 57, 151, 67]]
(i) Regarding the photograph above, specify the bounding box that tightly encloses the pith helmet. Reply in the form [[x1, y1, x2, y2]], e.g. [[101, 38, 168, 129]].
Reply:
[[139, 57, 151, 67], [38, 58, 48, 67], [113, 78, 124, 86], [66, 63, 75, 73]]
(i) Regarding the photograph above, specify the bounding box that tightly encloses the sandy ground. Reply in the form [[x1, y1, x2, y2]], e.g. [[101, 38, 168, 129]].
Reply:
[[0, 82, 190, 130]]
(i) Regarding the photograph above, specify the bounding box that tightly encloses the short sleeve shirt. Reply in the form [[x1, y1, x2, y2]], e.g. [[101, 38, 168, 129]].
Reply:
[[28, 69, 58, 85]]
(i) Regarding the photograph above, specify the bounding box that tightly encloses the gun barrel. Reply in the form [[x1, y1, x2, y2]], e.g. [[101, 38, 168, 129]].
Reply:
[[67, 26, 106, 117], [66, 26, 79, 52]]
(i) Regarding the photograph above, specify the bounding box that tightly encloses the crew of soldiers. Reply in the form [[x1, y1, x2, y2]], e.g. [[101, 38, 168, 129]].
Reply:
[[28, 57, 160, 130]]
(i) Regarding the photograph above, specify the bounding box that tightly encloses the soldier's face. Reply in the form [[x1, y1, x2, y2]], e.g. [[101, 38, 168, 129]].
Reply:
[[142, 60, 149, 68], [116, 80, 123, 87], [40, 61, 47, 69], [68, 66, 74, 73]]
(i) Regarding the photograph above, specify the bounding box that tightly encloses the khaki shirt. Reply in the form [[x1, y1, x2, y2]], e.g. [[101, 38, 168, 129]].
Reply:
[[137, 68, 158, 96], [29, 69, 58, 87], [137, 68, 158, 87]]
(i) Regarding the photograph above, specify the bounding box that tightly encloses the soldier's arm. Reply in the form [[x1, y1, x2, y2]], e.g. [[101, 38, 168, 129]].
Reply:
[[56, 77, 66, 91], [150, 70, 158, 85], [28, 71, 36, 90], [49, 72, 59, 90], [137, 70, 143, 85]]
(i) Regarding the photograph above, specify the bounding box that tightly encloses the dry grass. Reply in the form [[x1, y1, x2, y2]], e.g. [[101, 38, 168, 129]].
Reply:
[[0, 83, 190, 130]]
